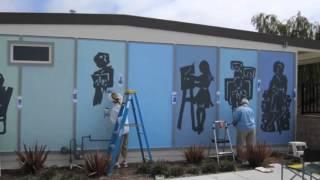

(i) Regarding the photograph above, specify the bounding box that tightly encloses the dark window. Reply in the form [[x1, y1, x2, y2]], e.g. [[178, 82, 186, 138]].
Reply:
[[10, 43, 52, 64], [299, 63, 320, 114]]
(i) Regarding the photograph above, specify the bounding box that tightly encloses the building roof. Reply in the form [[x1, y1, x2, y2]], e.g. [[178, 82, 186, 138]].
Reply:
[[0, 12, 320, 50]]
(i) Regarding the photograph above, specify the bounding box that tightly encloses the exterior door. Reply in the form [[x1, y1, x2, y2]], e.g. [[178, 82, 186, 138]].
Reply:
[[219, 48, 258, 145], [257, 51, 296, 144], [174, 45, 217, 147]]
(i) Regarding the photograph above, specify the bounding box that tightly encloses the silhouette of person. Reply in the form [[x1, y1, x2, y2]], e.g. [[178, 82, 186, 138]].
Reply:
[[91, 52, 114, 106], [268, 61, 288, 134], [192, 60, 214, 134], [0, 73, 13, 134]]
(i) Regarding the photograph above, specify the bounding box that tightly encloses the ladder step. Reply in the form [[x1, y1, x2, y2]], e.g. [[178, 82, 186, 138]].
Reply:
[[212, 139, 230, 143], [217, 152, 234, 156]]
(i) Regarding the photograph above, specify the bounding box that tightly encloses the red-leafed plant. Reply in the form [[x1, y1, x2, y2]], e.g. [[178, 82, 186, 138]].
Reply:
[[16, 143, 50, 174], [237, 143, 272, 168], [184, 145, 205, 164], [84, 152, 111, 177]]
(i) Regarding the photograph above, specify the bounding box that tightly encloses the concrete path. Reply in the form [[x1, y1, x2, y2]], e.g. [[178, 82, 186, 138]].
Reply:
[[171, 163, 313, 180]]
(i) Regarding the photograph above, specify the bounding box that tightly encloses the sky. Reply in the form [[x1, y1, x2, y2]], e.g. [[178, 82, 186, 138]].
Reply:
[[0, 0, 319, 31]]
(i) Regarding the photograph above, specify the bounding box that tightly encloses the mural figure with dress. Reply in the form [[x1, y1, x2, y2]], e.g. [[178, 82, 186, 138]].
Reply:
[[177, 60, 214, 134], [261, 61, 291, 134], [0, 73, 13, 134], [91, 52, 114, 106]]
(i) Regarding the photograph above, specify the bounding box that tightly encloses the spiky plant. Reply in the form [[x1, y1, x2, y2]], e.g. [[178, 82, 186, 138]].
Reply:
[[16, 143, 50, 174], [237, 143, 272, 168], [84, 152, 110, 177], [184, 145, 205, 164]]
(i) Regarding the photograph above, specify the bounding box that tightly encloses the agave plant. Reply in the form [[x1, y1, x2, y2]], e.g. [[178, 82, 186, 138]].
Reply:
[[84, 152, 111, 177], [16, 143, 50, 174]]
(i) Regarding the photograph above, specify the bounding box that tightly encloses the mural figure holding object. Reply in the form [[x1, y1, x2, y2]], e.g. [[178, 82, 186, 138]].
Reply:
[[91, 52, 114, 106], [177, 60, 214, 134], [0, 73, 13, 134], [225, 61, 256, 111], [261, 61, 291, 134]]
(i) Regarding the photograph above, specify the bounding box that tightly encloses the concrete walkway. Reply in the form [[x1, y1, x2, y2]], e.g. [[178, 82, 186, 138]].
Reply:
[[171, 163, 315, 180]]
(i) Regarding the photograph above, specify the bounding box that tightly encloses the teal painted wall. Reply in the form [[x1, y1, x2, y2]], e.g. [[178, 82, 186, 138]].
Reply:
[[76, 40, 126, 150], [0, 34, 297, 152], [21, 37, 75, 150], [0, 35, 19, 152], [219, 48, 258, 145], [128, 42, 174, 148]]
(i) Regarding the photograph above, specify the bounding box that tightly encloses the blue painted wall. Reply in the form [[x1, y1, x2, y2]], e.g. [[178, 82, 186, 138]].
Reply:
[[219, 48, 258, 145], [21, 37, 74, 150], [257, 51, 295, 144], [0, 36, 19, 152], [174, 45, 217, 147], [0, 34, 298, 152], [128, 42, 173, 148], [76, 40, 126, 150]]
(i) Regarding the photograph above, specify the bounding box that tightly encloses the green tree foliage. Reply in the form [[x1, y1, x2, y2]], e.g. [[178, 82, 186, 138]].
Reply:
[[251, 11, 320, 40]]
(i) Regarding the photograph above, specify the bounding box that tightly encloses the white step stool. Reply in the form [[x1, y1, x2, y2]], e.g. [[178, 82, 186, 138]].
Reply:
[[288, 141, 307, 158]]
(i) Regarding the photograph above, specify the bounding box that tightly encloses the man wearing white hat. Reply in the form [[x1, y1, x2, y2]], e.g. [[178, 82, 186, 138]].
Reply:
[[232, 98, 256, 147], [107, 92, 129, 168]]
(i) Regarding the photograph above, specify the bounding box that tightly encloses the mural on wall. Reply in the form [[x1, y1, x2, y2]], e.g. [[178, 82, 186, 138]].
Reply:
[[175, 45, 217, 147], [219, 48, 258, 145], [177, 60, 214, 134], [224, 61, 256, 111], [257, 51, 295, 144], [92, 52, 114, 106], [77, 40, 126, 150], [0, 73, 13, 134], [261, 61, 291, 134]]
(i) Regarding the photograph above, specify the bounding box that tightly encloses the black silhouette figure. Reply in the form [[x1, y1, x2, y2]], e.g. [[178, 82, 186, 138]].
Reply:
[[261, 61, 291, 134], [0, 73, 13, 134], [91, 52, 114, 106], [177, 60, 214, 134], [225, 61, 256, 111]]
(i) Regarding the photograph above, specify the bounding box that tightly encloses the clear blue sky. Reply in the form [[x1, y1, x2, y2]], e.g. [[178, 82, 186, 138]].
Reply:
[[1, 0, 319, 31]]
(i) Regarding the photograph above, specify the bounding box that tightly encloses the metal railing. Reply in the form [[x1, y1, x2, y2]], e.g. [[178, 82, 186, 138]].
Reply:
[[302, 83, 320, 114]]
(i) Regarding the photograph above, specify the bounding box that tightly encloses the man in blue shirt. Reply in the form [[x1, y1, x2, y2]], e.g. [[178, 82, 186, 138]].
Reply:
[[232, 98, 256, 147]]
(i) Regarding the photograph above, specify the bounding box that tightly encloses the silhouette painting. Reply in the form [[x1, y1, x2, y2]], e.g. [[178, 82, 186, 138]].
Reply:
[[0, 73, 13, 134], [91, 52, 114, 106], [261, 61, 291, 134], [177, 60, 214, 134], [225, 61, 256, 111]]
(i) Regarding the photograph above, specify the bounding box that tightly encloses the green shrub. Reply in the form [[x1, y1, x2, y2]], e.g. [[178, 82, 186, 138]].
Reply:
[[84, 152, 110, 177], [219, 160, 236, 172], [184, 145, 205, 164], [237, 143, 272, 168], [136, 162, 153, 174], [16, 143, 50, 175], [168, 166, 184, 177], [201, 162, 218, 174], [186, 166, 200, 175], [151, 160, 169, 177]]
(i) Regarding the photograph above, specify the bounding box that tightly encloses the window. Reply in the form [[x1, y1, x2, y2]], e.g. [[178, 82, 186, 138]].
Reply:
[[9, 42, 53, 64]]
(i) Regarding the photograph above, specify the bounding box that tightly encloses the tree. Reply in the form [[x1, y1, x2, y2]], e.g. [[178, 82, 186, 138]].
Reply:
[[251, 13, 281, 35], [251, 11, 320, 40]]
